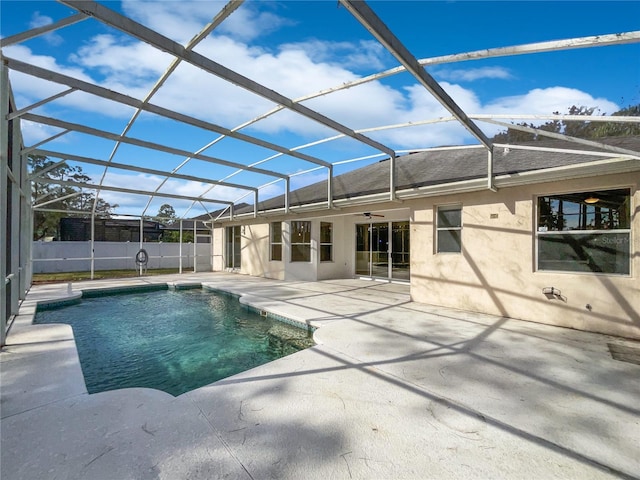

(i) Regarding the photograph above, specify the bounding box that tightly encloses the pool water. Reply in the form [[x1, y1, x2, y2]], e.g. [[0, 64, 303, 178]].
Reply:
[[34, 288, 314, 396]]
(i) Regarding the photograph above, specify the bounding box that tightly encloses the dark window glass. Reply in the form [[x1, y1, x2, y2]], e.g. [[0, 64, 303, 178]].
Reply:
[[537, 189, 630, 275], [270, 222, 282, 261], [437, 230, 461, 254], [320, 222, 332, 262], [291, 221, 311, 262], [437, 206, 462, 253], [291, 245, 311, 262]]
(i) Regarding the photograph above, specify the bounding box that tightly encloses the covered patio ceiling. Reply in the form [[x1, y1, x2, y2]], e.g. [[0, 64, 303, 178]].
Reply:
[[2, 0, 640, 222]]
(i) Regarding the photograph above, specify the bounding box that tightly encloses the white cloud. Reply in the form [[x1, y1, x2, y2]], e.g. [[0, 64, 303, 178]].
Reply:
[[121, 1, 294, 44], [7, 1, 624, 180], [69, 34, 170, 88], [485, 87, 619, 116], [216, 6, 295, 42], [97, 171, 251, 205], [4, 45, 137, 120], [120, 0, 227, 44], [29, 12, 63, 46], [280, 39, 387, 71], [20, 120, 66, 145], [436, 66, 513, 82]]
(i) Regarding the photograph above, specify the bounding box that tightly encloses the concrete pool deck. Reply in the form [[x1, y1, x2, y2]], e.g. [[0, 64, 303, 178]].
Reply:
[[1, 273, 639, 479]]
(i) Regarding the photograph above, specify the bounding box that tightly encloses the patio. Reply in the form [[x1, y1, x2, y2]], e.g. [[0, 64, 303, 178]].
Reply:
[[1, 273, 639, 479]]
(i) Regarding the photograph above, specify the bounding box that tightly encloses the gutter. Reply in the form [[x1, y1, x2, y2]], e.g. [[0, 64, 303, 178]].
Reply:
[[219, 156, 640, 222]]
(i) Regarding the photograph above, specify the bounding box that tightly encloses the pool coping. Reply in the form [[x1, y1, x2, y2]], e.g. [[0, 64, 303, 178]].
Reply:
[[30, 280, 318, 332]]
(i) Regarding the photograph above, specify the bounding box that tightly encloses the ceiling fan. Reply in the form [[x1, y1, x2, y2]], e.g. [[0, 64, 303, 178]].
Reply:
[[360, 212, 385, 219]]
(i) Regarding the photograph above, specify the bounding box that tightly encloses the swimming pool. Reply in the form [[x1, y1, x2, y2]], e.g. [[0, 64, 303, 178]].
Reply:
[[34, 287, 314, 396]]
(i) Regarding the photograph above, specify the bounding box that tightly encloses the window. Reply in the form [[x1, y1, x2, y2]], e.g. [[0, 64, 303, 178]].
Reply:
[[291, 221, 311, 262], [537, 189, 631, 274], [436, 205, 462, 253], [320, 222, 333, 262], [225, 225, 241, 269], [270, 222, 282, 261]]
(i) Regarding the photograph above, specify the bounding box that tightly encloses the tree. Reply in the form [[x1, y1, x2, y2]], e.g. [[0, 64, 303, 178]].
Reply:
[[156, 203, 177, 225], [588, 104, 640, 138], [155, 203, 193, 242], [30, 154, 118, 240], [491, 103, 640, 142]]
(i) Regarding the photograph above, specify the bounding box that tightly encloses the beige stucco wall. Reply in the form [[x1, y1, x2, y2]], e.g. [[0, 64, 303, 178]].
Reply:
[[241, 223, 285, 279], [410, 172, 640, 339], [211, 172, 638, 339], [213, 207, 410, 281]]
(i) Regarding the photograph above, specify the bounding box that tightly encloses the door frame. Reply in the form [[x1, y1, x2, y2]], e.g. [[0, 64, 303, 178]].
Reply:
[[355, 220, 410, 282]]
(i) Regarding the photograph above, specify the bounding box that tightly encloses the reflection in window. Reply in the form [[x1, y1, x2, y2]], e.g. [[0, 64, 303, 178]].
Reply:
[[291, 221, 311, 262], [270, 222, 282, 261], [537, 189, 630, 274], [320, 222, 333, 262], [436, 205, 462, 253]]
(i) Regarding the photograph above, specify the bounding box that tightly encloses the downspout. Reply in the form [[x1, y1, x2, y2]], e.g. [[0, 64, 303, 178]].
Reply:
[[90, 211, 95, 279], [193, 219, 197, 273], [327, 165, 334, 209], [139, 216, 144, 275], [179, 219, 183, 274], [285, 177, 290, 215]]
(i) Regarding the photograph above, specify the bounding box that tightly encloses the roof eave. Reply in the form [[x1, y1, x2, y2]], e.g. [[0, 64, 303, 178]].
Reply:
[[219, 157, 640, 222]]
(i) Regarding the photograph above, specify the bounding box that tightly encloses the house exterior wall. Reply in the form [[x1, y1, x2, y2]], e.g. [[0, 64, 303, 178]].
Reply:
[[318, 216, 352, 280], [410, 172, 640, 339], [212, 171, 638, 339], [214, 208, 411, 282], [241, 223, 286, 280]]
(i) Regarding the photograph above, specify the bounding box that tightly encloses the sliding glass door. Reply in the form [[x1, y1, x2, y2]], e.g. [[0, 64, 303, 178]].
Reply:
[[356, 221, 409, 280]]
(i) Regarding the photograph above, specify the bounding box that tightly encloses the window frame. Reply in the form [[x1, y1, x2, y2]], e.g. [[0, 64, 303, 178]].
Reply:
[[290, 220, 312, 263], [535, 188, 631, 275], [436, 204, 463, 254], [270, 221, 282, 261], [225, 225, 241, 269], [320, 222, 333, 262]]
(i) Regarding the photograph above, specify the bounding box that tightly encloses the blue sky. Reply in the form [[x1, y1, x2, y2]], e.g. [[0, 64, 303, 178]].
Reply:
[[2, 1, 639, 217]]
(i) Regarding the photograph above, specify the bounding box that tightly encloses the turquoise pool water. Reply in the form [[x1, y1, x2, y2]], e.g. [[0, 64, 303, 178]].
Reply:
[[34, 288, 314, 396]]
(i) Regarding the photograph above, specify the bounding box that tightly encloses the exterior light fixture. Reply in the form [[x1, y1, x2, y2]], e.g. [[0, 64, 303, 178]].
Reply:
[[584, 196, 599, 204]]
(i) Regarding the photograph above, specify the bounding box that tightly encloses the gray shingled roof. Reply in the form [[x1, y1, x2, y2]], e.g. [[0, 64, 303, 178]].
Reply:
[[235, 137, 640, 215]]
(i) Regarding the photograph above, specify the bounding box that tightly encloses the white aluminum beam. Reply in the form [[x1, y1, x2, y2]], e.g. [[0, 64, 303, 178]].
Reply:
[[34, 178, 235, 205], [0, 62, 8, 346], [470, 114, 640, 123], [59, 0, 396, 158], [28, 158, 67, 181], [481, 118, 640, 157], [33, 191, 82, 209], [339, 0, 492, 150], [110, 0, 245, 217], [7, 88, 76, 120], [203, 32, 640, 141], [21, 113, 288, 179], [487, 149, 496, 192], [0, 12, 88, 47], [5, 57, 330, 169], [32, 149, 258, 192], [21, 130, 71, 154]]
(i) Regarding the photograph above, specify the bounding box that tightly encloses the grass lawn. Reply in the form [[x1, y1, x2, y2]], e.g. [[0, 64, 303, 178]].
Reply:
[[32, 268, 183, 284]]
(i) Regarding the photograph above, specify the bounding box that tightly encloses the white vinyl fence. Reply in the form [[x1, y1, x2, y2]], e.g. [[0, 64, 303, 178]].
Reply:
[[32, 241, 212, 273]]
